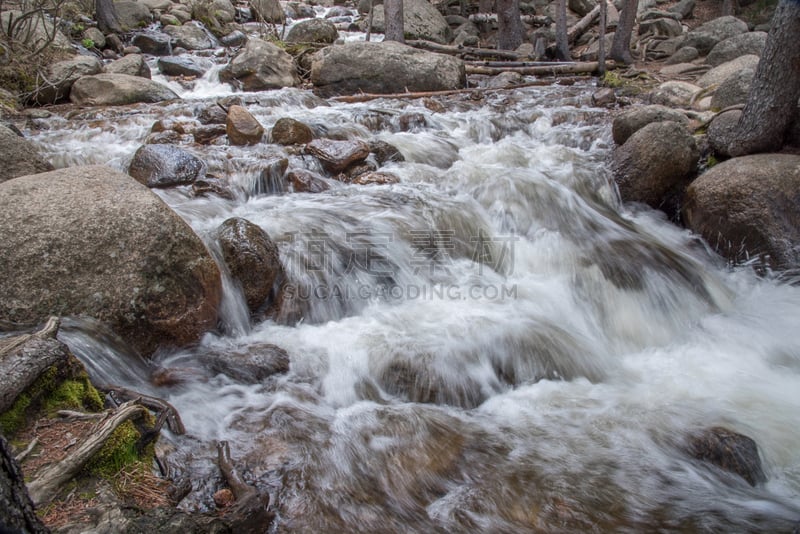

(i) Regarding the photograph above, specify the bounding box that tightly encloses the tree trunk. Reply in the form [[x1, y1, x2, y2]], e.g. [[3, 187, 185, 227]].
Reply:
[[1, 435, 50, 534], [384, 0, 405, 43], [727, 0, 800, 156], [554, 0, 570, 60], [497, 0, 524, 50], [598, 0, 607, 79], [96, 0, 123, 34], [479, 0, 494, 12], [610, 0, 638, 64]]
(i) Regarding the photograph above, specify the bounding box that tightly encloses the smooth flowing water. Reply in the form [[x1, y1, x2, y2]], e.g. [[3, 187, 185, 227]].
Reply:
[[26, 69, 800, 531]]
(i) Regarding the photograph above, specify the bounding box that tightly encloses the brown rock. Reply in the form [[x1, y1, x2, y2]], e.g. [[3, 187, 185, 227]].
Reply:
[[349, 171, 400, 185], [226, 105, 264, 146], [687, 427, 766, 486], [306, 138, 370, 173], [213, 489, 235, 508], [0, 125, 53, 184], [287, 169, 330, 193], [271, 117, 314, 145]]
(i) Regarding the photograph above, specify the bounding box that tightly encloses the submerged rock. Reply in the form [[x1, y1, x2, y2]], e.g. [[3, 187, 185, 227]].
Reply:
[[0, 165, 221, 356], [287, 169, 330, 193], [217, 217, 284, 313], [687, 427, 767, 486], [128, 144, 207, 187], [306, 138, 370, 173]]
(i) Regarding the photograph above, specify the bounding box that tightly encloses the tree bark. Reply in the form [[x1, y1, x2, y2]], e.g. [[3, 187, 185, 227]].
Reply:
[[727, 0, 800, 156], [610, 0, 638, 63], [384, 0, 405, 43], [96, 0, 123, 34], [479, 0, 494, 13], [554, 0, 571, 60], [598, 0, 607, 79], [1, 435, 49, 534], [496, 0, 524, 50]]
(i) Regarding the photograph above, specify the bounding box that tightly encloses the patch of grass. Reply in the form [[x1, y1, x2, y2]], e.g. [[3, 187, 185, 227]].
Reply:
[[81, 37, 94, 49]]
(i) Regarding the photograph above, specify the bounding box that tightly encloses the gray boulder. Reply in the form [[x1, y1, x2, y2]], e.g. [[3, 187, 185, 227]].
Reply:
[[612, 105, 690, 145], [668, 0, 694, 18], [568, 0, 595, 16], [368, 0, 452, 44], [217, 217, 284, 313], [311, 41, 465, 96], [696, 54, 759, 88], [705, 31, 767, 66], [104, 54, 152, 78], [33, 55, 102, 105], [649, 80, 701, 107], [158, 56, 212, 77], [681, 15, 748, 55], [0, 165, 221, 356], [0, 10, 71, 51], [251, 0, 285, 22], [638, 17, 683, 38], [665, 46, 699, 65], [219, 37, 300, 91], [163, 22, 216, 50], [683, 154, 800, 269], [706, 108, 741, 157], [286, 18, 339, 44], [612, 121, 699, 213], [191, 0, 236, 34], [710, 67, 754, 110], [128, 144, 206, 187], [0, 125, 53, 184], [114, 1, 153, 30], [70, 73, 179, 105], [132, 32, 172, 55]]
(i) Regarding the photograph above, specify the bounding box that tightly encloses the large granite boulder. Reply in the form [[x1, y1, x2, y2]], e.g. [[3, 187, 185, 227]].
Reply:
[[114, 1, 154, 30], [611, 105, 690, 145], [0, 10, 71, 50], [33, 56, 102, 105], [0, 125, 53, 184], [683, 154, 800, 269], [69, 74, 179, 105], [217, 217, 284, 313], [286, 18, 339, 44], [710, 68, 754, 110], [311, 41, 465, 96], [696, 54, 760, 89], [705, 31, 767, 67], [612, 121, 699, 214], [0, 165, 222, 356], [367, 0, 452, 44], [219, 37, 300, 91], [681, 15, 748, 55], [251, 0, 285, 23], [648, 80, 702, 108]]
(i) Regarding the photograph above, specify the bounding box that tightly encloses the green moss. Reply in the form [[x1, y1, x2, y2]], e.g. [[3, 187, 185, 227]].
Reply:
[[706, 154, 718, 168], [43, 373, 104, 414], [602, 71, 623, 88], [0, 365, 59, 435], [81, 38, 95, 49], [86, 420, 142, 478]]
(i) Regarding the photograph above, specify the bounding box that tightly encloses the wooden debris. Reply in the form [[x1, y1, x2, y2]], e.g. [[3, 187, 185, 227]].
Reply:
[[27, 401, 150, 505], [216, 441, 273, 532], [406, 39, 524, 60], [466, 61, 610, 76], [99, 384, 186, 435], [567, 4, 601, 44]]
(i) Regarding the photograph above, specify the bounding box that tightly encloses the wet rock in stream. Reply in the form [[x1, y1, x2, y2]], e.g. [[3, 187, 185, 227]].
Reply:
[[306, 138, 370, 173], [128, 144, 207, 187], [686, 427, 767, 486], [226, 105, 264, 146]]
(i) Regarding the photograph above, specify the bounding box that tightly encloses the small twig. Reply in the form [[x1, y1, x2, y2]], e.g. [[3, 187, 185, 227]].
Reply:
[[15, 437, 39, 463], [56, 410, 106, 421]]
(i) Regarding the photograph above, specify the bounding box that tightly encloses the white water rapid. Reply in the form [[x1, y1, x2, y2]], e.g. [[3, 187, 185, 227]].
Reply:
[[26, 69, 800, 531]]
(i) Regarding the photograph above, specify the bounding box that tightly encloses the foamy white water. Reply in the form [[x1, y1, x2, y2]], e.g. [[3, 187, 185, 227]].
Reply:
[[30, 77, 800, 531]]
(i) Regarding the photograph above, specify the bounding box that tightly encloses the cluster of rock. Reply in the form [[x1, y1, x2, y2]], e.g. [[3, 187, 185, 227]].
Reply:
[[610, 12, 800, 272]]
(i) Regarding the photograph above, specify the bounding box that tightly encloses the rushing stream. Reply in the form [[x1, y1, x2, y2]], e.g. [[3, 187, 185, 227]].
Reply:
[[23, 56, 800, 531]]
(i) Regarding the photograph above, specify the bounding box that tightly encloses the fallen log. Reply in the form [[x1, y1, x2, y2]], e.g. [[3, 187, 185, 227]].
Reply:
[[99, 384, 186, 435], [27, 401, 149, 505], [465, 60, 577, 68], [567, 4, 600, 44], [468, 13, 552, 25], [216, 441, 273, 532], [466, 61, 610, 76], [406, 39, 524, 60], [330, 77, 592, 103], [0, 317, 68, 414]]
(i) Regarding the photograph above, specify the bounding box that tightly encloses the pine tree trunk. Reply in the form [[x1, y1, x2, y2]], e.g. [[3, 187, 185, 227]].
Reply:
[[497, 0, 524, 50], [384, 0, 405, 43], [727, 0, 800, 156], [610, 0, 638, 64], [554, 0, 570, 60], [1, 435, 49, 534], [598, 0, 607, 78]]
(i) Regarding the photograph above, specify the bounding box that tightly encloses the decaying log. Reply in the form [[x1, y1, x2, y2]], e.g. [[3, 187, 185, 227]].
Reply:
[[466, 61, 609, 76], [216, 441, 273, 532], [330, 77, 591, 103], [468, 13, 552, 25], [99, 384, 186, 435], [567, 4, 601, 44], [465, 60, 576, 67], [0, 317, 68, 414], [27, 401, 149, 505], [406, 39, 524, 60]]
